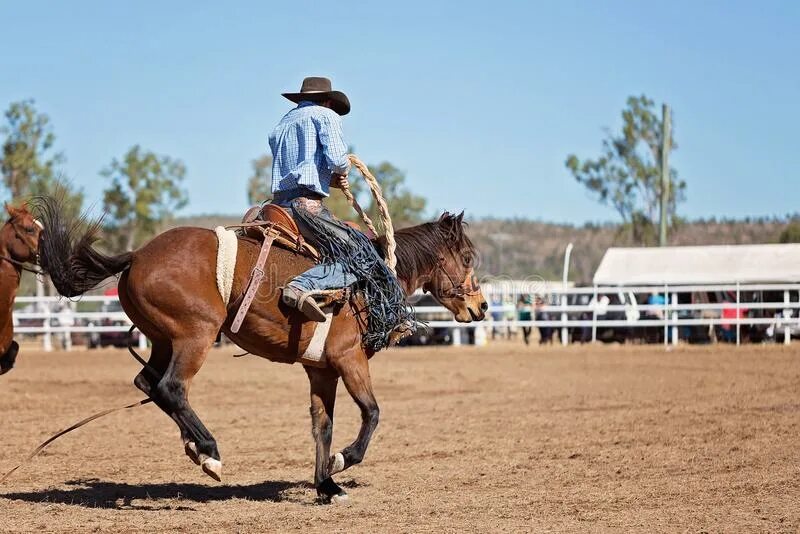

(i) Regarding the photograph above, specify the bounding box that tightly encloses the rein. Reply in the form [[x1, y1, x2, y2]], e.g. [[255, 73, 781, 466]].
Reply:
[[0, 219, 43, 275], [0, 255, 42, 275], [434, 258, 480, 299]]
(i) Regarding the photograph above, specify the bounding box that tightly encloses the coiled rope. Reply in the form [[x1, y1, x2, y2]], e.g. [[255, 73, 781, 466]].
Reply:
[[339, 154, 397, 274]]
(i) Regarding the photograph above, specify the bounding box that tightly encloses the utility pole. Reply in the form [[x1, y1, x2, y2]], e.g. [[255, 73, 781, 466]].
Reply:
[[659, 104, 672, 246]]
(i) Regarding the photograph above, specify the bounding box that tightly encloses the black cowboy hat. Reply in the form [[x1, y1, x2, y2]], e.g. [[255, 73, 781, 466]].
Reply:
[[282, 76, 350, 116]]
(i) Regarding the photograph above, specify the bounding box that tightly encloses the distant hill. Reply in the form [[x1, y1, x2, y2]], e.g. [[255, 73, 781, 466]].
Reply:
[[171, 213, 792, 284]]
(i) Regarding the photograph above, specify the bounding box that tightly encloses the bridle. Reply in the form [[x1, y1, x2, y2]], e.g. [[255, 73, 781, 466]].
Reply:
[[0, 217, 43, 275], [431, 256, 481, 299]]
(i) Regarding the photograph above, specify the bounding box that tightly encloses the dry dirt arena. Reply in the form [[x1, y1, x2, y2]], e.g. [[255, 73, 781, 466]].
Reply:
[[1, 342, 799, 533]]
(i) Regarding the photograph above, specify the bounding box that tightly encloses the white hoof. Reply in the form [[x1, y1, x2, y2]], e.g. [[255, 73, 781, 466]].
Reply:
[[330, 452, 345, 475], [330, 492, 350, 505], [200, 456, 222, 482]]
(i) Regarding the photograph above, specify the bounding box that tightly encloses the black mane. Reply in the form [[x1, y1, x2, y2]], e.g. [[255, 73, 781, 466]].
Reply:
[[390, 212, 474, 282]]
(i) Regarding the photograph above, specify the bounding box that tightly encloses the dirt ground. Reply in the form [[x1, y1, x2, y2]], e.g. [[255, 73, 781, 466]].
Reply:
[[0, 342, 799, 533]]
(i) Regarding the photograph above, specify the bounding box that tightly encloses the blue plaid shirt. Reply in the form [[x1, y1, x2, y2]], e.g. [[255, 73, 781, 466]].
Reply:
[[269, 101, 350, 198]]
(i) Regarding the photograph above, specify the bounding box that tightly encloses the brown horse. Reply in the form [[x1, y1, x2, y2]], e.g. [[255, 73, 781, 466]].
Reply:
[[0, 204, 42, 375], [36, 197, 486, 502]]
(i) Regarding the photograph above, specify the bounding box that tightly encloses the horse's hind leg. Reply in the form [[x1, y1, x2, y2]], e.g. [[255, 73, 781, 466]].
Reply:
[[327, 349, 380, 478], [119, 271, 210, 467], [153, 334, 222, 480], [305, 366, 347, 503]]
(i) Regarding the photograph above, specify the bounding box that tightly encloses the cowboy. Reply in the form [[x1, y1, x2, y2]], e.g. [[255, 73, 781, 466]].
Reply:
[[269, 77, 411, 349]]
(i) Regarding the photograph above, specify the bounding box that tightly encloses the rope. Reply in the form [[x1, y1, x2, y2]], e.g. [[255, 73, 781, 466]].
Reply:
[[0, 327, 158, 484], [341, 154, 397, 274], [0, 398, 152, 484], [0, 255, 44, 275]]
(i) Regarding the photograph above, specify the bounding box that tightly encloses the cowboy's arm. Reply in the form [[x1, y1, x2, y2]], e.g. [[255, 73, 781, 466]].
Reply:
[[317, 113, 350, 177]]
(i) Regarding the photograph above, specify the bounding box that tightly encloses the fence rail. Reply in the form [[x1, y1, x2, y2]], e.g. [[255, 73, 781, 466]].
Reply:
[[11, 283, 800, 350]]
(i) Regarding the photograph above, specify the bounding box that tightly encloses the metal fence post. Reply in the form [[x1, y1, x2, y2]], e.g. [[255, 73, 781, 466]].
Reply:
[[736, 282, 741, 346], [663, 284, 668, 347], [139, 329, 148, 350], [42, 299, 52, 352], [591, 285, 598, 343], [784, 290, 791, 346], [560, 292, 569, 346], [671, 292, 678, 346]]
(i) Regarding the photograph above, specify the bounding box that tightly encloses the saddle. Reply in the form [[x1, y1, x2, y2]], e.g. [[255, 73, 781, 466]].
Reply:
[[238, 204, 319, 260], [227, 204, 346, 335]]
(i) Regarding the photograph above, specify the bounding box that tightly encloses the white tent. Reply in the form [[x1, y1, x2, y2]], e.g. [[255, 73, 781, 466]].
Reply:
[[593, 243, 800, 285]]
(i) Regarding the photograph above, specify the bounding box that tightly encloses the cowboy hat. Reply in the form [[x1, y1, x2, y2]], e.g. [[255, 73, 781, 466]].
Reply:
[[282, 76, 350, 116]]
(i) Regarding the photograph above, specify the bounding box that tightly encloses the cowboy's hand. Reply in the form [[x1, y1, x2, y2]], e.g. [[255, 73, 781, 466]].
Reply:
[[330, 174, 349, 190]]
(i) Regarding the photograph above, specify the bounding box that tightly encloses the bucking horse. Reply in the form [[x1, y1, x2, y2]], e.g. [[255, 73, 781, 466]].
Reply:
[[35, 196, 487, 503]]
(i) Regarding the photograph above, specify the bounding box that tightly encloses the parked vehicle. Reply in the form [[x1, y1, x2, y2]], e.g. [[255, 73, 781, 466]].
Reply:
[[87, 300, 140, 349]]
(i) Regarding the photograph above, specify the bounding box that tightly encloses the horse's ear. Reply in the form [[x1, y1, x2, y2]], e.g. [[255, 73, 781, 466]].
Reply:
[[456, 211, 465, 224], [5, 203, 15, 217]]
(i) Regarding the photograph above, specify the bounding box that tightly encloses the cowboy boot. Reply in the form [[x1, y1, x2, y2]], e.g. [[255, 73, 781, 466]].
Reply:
[[281, 285, 327, 322], [388, 320, 416, 346]]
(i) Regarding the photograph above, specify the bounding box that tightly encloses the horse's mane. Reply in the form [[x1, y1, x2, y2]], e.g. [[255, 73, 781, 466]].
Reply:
[[391, 212, 474, 282]]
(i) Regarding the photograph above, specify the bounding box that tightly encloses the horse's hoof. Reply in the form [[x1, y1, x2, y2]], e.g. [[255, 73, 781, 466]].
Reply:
[[200, 456, 222, 481], [184, 441, 200, 465], [329, 452, 345, 475], [330, 492, 350, 505]]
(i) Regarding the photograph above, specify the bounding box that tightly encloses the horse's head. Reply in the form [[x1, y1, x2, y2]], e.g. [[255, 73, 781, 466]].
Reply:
[[3, 203, 43, 264], [394, 212, 487, 323]]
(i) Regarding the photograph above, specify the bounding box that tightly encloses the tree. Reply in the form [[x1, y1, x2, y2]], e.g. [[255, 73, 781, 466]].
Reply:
[[778, 220, 800, 243], [259, 148, 426, 228], [346, 161, 426, 229], [246, 154, 272, 205], [0, 100, 62, 198], [0, 100, 83, 215], [566, 95, 685, 245], [101, 145, 188, 251]]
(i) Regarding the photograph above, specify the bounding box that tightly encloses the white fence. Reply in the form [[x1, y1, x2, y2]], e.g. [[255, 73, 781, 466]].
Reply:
[[11, 283, 800, 350]]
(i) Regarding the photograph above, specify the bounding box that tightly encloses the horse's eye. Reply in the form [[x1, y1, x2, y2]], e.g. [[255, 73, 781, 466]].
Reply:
[[25, 227, 36, 235], [462, 254, 473, 267]]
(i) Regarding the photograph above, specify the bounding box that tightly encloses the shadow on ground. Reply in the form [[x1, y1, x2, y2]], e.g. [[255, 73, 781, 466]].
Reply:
[[0, 478, 310, 510]]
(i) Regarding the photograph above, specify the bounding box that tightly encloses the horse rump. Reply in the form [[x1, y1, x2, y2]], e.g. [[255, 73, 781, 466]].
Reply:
[[33, 195, 132, 297]]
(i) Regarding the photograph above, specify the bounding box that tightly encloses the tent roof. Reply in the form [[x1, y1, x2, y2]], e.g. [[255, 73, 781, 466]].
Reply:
[[592, 243, 800, 285]]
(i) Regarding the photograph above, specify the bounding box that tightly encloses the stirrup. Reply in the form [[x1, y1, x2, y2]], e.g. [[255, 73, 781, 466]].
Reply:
[[281, 286, 327, 322]]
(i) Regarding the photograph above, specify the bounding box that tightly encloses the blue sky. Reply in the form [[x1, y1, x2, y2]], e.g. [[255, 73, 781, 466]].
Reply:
[[1, 1, 798, 223]]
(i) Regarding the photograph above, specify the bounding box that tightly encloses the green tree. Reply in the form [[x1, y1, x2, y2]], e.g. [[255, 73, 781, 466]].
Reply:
[[101, 145, 188, 251], [0, 100, 83, 215], [246, 154, 272, 205], [778, 220, 800, 243], [566, 95, 685, 245], [345, 161, 427, 230], [261, 148, 426, 230], [0, 100, 62, 198]]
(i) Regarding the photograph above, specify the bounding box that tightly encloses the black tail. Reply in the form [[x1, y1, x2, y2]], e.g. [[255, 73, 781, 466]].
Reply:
[[33, 195, 132, 297]]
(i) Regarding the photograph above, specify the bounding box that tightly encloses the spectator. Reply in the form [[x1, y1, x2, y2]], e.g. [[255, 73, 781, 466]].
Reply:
[[535, 296, 554, 344], [517, 294, 533, 345]]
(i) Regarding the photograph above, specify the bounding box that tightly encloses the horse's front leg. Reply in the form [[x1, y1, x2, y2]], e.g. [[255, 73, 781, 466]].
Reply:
[[0, 340, 19, 375], [305, 365, 346, 503], [328, 348, 380, 477]]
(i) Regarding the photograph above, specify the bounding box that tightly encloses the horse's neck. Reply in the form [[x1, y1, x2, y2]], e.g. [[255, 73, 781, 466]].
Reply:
[[393, 236, 438, 297], [0, 227, 23, 286], [0, 257, 21, 294]]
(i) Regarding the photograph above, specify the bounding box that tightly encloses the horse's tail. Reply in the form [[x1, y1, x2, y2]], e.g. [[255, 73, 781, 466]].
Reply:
[[34, 195, 132, 297]]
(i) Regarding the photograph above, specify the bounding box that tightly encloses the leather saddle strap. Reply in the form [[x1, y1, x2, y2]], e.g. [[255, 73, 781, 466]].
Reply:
[[231, 229, 278, 334]]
